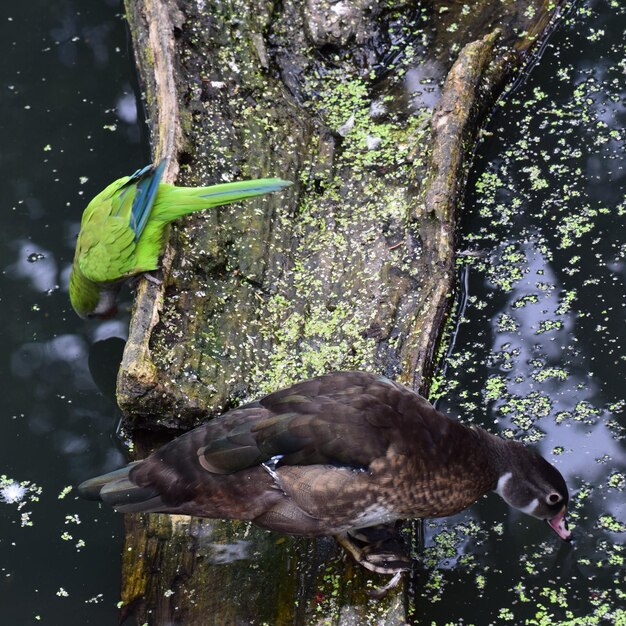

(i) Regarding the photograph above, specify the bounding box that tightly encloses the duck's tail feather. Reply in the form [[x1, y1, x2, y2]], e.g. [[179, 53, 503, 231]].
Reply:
[[77, 462, 165, 514]]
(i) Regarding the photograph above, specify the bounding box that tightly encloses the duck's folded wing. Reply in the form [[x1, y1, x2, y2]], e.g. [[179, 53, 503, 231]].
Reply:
[[197, 371, 434, 474]]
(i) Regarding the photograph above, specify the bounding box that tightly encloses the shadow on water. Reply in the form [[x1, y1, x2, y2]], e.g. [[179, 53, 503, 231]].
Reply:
[[0, 1, 146, 623], [414, 0, 626, 623]]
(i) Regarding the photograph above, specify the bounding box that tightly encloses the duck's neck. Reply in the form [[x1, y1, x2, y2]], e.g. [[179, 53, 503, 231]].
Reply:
[[468, 425, 516, 488], [462, 424, 511, 487], [400, 421, 504, 518]]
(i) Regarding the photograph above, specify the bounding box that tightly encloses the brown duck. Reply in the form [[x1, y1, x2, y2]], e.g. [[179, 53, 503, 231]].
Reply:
[[79, 371, 571, 573]]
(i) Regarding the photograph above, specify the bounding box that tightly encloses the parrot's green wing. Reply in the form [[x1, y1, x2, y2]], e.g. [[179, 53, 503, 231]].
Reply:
[[75, 160, 168, 284], [76, 215, 139, 283]]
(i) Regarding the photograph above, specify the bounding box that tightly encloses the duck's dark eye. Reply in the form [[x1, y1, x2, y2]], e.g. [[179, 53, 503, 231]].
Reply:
[[547, 492, 561, 505]]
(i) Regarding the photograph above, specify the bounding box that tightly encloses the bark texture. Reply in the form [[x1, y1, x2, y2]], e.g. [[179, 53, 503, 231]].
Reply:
[[116, 1, 567, 623]]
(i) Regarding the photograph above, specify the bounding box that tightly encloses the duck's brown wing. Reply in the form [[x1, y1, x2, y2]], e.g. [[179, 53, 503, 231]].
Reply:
[[197, 370, 450, 474]]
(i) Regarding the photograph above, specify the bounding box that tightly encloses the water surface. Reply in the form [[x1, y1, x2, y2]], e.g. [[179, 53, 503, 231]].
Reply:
[[0, 1, 145, 622]]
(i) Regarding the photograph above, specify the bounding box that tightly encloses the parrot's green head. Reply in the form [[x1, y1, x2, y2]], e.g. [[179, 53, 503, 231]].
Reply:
[[69, 266, 117, 319]]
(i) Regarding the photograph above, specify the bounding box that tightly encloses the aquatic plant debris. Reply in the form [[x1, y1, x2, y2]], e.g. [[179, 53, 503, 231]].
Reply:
[[0, 480, 28, 504], [0, 475, 41, 507]]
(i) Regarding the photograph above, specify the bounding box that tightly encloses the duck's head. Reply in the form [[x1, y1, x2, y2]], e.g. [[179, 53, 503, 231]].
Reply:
[[494, 441, 571, 541]]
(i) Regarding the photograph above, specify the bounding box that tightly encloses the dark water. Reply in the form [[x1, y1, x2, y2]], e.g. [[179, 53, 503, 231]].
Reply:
[[0, 1, 145, 623], [412, 0, 626, 623]]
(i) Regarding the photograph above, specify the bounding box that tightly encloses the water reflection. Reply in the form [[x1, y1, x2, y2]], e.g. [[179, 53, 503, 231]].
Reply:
[[0, 1, 145, 622], [88, 336, 126, 399], [404, 60, 443, 110], [12, 334, 92, 388], [50, 8, 117, 67], [116, 92, 138, 123], [8, 242, 59, 294]]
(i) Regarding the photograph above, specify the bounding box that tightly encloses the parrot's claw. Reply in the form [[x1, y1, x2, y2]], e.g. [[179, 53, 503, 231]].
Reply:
[[142, 273, 162, 286], [127, 273, 162, 291]]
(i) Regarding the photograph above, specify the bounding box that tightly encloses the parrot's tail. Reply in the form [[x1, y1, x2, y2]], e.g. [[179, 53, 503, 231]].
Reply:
[[78, 462, 166, 514], [154, 177, 292, 221]]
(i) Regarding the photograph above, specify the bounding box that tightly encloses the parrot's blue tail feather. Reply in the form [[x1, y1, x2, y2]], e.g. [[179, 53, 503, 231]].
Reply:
[[152, 177, 293, 221], [129, 158, 169, 241]]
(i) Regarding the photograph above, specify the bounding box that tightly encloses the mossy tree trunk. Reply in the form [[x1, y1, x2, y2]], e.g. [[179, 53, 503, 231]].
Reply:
[[117, 1, 568, 624]]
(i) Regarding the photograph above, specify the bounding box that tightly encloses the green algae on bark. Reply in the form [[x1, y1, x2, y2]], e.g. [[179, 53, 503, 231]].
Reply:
[[116, 1, 569, 624]]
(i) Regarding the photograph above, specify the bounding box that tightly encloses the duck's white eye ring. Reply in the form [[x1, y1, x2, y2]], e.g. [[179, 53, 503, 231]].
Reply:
[[547, 492, 561, 505]]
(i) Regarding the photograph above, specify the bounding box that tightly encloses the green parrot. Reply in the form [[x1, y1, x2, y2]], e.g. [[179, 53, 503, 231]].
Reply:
[[69, 159, 291, 319]]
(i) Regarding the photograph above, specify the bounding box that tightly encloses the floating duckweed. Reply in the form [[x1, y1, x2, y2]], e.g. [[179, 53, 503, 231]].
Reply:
[[57, 485, 72, 499], [488, 245, 528, 291], [484, 375, 507, 401], [500, 392, 552, 420], [598, 515, 626, 533], [496, 313, 518, 332], [556, 289, 577, 315], [572, 401, 600, 424], [535, 319, 564, 334], [512, 294, 539, 308], [608, 472, 625, 490], [498, 607, 515, 621], [531, 367, 568, 382]]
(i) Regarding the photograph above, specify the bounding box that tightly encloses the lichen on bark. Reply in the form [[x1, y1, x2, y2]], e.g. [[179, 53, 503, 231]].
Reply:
[[117, 1, 568, 623]]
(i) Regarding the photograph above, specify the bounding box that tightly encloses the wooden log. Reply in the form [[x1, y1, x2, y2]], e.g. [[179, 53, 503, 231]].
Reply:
[[116, 1, 567, 623]]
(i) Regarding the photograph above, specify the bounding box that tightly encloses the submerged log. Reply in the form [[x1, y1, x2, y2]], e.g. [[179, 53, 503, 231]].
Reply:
[[117, 1, 567, 623]]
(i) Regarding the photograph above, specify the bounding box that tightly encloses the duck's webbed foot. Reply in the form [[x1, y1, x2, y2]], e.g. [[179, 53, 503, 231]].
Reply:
[[335, 523, 411, 575]]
